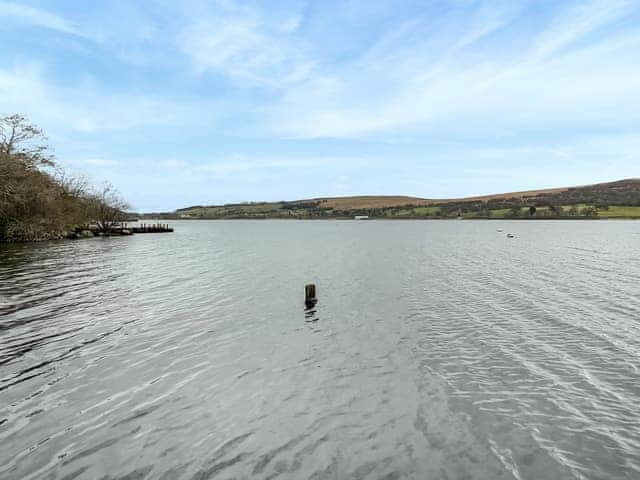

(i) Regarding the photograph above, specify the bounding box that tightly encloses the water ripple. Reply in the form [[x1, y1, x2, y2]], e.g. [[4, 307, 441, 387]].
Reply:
[[0, 220, 639, 479]]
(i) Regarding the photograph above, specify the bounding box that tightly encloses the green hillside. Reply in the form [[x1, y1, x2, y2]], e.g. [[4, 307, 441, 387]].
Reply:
[[156, 179, 640, 219]]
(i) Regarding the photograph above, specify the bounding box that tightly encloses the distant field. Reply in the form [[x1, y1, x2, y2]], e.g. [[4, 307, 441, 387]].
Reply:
[[341, 204, 640, 219], [598, 206, 640, 218]]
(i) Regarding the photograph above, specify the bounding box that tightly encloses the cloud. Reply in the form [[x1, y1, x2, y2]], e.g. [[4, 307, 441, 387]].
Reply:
[[192, 155, 339, 178], [3, 0, 639, 143], [0, 1, 81, 36], [177, 2, 312, 86], [267, 0, 640, 139], [530, 0, 633, 60], [391, 132, 640, 198], [0, 64, 219, 134]]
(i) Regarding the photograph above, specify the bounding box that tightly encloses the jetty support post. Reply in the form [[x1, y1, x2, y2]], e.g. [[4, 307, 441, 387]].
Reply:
[[305, 283, 317, 308]]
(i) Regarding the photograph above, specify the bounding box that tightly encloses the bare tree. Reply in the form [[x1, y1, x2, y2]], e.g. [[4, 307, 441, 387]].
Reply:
[[55, 168, 90, 199], [53, 169, 92, 225], [89, 183, 131, 233], [0, 114, 55, 169], [0, 114, 136, 242], [0, 115, 56, 239]]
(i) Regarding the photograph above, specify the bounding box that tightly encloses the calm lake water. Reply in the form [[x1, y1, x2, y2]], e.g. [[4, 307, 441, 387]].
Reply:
[[1, 220, 639, 480]]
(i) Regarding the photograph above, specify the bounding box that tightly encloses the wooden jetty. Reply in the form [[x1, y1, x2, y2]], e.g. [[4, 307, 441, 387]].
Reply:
[[67, 222, 173, 239], [127, 223, 174, 234]]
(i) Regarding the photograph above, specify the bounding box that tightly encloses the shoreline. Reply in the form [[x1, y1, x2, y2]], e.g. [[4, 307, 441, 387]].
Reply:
[[0, 223, 173, 245], [3, 216, 638, 245]]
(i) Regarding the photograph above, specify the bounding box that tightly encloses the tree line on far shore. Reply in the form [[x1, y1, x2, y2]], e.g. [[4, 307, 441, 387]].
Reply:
[[0, 114, 130, 242]]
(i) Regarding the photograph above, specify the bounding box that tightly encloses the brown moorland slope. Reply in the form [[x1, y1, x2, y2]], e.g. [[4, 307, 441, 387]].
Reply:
[[304, 179, 638, 210], [312, 196, 431, 210]]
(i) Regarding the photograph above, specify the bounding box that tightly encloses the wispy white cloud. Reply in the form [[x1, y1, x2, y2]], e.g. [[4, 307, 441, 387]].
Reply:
[[268, 0, 640, 139], [192, 155, 340, 178], [9, 0, 636, 142], [178, 2, 312, 86], [530, 0, 633, 60], [453, 0, 523, 50], [0, 64, 218, 133], [0, 1, 81, 36]]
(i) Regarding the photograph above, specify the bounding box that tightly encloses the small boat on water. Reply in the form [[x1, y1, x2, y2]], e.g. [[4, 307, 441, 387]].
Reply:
[[497, 229, 503, 232], [507, 233, 515, 238]]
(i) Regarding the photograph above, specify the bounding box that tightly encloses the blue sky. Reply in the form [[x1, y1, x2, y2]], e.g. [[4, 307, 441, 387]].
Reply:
[[1, 0, 639, 211]]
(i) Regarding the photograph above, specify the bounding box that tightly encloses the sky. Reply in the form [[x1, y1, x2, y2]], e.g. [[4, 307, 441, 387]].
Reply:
[[1, 0, 640, 211]]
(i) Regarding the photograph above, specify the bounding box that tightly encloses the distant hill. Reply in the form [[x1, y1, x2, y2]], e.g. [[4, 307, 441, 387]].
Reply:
[[159, 179, 640, 219]]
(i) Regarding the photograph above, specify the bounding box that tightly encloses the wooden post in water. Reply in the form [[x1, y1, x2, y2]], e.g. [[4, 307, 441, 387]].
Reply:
[[305, 283, 317, 308]]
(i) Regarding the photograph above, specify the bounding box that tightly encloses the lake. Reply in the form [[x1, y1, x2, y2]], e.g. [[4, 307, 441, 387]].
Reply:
[[1, 220, 639, 480]]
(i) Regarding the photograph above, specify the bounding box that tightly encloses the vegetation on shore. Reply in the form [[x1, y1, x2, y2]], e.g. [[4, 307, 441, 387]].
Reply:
[[165, 179, 640, 220], [0, 114, 129, 242]]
